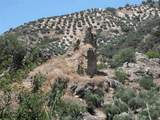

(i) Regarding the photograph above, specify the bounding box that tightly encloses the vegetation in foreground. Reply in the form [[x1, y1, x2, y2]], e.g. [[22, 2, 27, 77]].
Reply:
[[0, 1, 160, 120]]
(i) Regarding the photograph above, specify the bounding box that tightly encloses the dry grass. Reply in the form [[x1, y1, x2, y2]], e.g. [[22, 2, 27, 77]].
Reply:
[[24, 43, 108, 92]]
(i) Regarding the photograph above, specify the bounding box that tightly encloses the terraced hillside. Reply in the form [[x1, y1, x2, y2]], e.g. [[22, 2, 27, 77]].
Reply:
[[4, 4, 160, 57]]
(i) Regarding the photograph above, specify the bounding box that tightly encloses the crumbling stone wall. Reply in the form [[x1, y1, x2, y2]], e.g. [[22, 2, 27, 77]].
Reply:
[[87, 48, 97, 77], [85, 27, 97, 77], [76, 27, 97, 77], [84, 27, 97, 48]]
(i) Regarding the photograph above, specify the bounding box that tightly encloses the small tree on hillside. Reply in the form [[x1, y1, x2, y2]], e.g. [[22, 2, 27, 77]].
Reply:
[[1, 33, 27, 70], [48, 77, 68, 115], [111, 48, 135, 68]]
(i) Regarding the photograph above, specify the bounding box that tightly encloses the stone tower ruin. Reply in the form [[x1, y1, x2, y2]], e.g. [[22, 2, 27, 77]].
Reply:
[[75, 27, 97, 77], [85, 27, 97, 77]]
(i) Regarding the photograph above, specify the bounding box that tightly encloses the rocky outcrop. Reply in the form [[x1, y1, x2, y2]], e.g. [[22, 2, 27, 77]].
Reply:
[[122, 52, 160, 81]]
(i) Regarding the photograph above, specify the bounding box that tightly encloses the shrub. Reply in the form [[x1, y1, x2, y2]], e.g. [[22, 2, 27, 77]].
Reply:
[[114, 87, 136, 104], [106, 7, 116, 14], [97, 63, 107, 70], [139, 88, 160, 105], [57, 101, 86, 120], [84, 89, 104, 108], [139, 29, 160, 52], [98, 43, 117, 58], [45, 77, 85, 119], [48, 77, 68, 112], [104, 104, 120, 120], [10, 69, 27, 82], [32, 73, 46, 93], [0, 37, 11, 69], [24, 47, 42, 64], [0, 92, 14, 119], [113, 112, 133, 120], [114, 99, 129, 113], [115, 68, 128, 84], [0, 33, 27, 70], [138, 105, 160, 120], [145, 51, 160, 58], [128, 97, 145, 110], [12, 45, 26, 69], [148, 106, 160, 120], [139, 75, 155, 90], [16, 92, 48, 120], [111, 48, 135, 68], [122, 31, 143, 49], [121, 25, 131, 33], [5, 34, 26, 69], [104, 99, 130, 120], [0, 76, 12, 92]]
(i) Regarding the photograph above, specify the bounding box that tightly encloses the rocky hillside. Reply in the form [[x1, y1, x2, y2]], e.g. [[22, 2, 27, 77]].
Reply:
[[3, 4, 160, 57], [0, 2, 160, 120]]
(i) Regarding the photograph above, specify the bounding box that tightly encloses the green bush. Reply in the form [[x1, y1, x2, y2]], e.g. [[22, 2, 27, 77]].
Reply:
[[0, 92, 14, 119], [48, 77, 68, 112], [114, 99, 129, 113], [139, 75, 155, 90], [10, 69, 27, 82], [145, 51, 160, 58], [0, 33, 37, 90], [97, 63, 107, 70], [138, 105, 160, 120], [106, 7, 116, 14], [84, 89, 104, 108], [24, 47, 42, 64], [0, 76, 12, 92], [47, 77, 86, 120], [139, 88, 160, 105], [98, 43, 117, 58], [32, 73, 46, 93], [128, 97, 145, 110], [113, 113, 133, 120], [0, 33, 27, 70], [111, 48, 135, 68], [115, 68, 128, 84], [140, 37, 160, 53], [12, 45, 26, 69], [104, 104, 120, 120], [16, 92, 48, 120], [0, 33, 50, 85], [114, 87, 136, 104], [4, 33, 26, 69], [57, 101, 86, 120]]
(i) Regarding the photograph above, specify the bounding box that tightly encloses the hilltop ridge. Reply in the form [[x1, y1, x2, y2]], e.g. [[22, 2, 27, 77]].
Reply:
[[4, 4, 160, 58]]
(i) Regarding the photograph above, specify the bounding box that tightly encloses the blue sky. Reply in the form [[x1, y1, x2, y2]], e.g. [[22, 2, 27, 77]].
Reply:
[[0, 0, 142, 34]]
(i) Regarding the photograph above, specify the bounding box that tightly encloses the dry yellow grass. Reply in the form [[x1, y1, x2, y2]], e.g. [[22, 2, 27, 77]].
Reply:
[[24, 43, 107, 92]]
